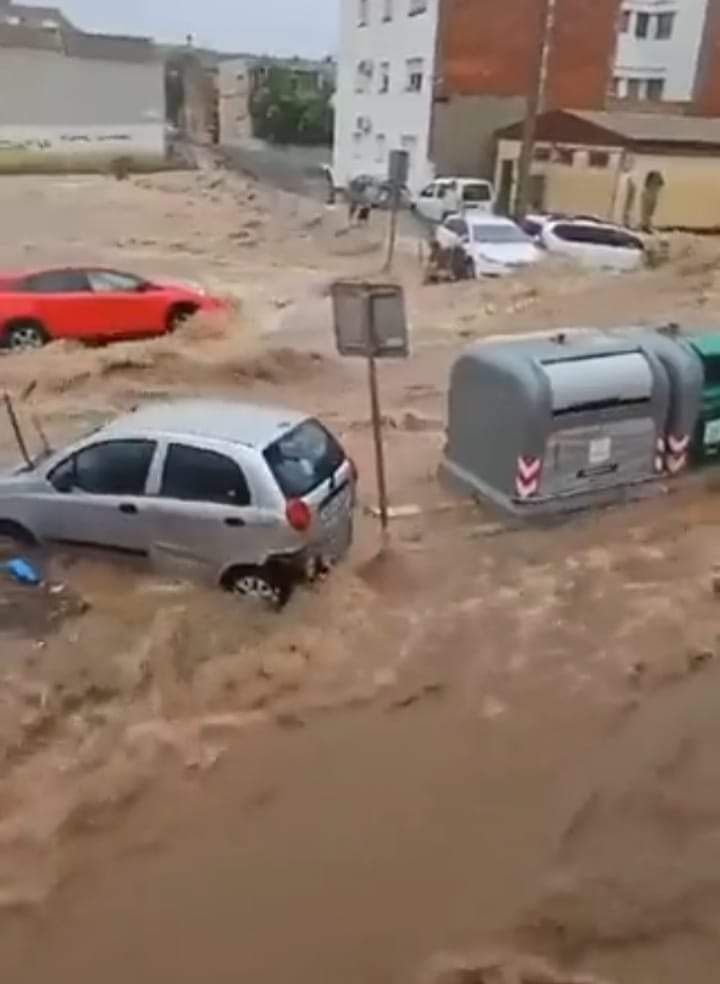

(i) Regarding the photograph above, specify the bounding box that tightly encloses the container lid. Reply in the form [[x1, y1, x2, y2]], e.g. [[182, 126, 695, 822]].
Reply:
[[542, 352, 653, 413]]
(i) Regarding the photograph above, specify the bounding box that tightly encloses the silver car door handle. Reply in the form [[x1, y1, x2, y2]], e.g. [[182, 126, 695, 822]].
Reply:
[[119, 503, 138, 515], [224, 516, 245, 527]]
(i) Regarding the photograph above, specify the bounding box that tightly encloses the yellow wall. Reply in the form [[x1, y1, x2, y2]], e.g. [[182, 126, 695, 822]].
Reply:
[[495, 138, 720, 229], [623, 153, 720, 228]]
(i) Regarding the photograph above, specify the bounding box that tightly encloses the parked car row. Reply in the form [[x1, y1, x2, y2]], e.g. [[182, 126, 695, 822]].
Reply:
[[432, 210, 646, 277]]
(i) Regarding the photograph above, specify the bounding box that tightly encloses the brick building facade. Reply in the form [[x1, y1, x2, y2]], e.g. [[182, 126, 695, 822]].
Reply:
[[436, 0, 621, 109], [430, 0, 621, 181]]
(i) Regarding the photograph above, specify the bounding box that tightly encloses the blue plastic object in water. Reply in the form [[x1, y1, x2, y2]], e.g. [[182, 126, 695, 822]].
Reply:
[[3, 558, 42, 586]]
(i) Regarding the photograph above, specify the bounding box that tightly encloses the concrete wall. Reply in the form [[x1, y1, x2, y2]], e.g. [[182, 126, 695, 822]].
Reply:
[[0, 47, 164, 170], [333, 0, 439, 191], [430, 94, 525, 179], [218, 57, 253, 145], [495, 136, 720, 229], [614, 0, 709, 102]]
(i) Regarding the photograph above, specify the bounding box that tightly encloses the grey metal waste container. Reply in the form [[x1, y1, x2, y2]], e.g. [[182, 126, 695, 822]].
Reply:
[[441, 333, 671, 515], [628, 329, 703, 477]]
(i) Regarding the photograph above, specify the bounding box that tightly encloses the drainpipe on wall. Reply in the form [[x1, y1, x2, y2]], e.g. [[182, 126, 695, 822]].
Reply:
[[608, 147, 627, 223], [513, 0, 556, 220]]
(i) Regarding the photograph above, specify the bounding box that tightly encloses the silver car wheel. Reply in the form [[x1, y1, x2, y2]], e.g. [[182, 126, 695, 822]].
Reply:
[[7, 323, 46, 350], [232, 574, 280, 604]]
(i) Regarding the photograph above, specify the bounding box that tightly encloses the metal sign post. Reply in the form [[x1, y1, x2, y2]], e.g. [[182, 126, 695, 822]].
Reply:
[[366, 307, 390, 538], [330, 282, 409, 545], [383, 149, 409, 274]]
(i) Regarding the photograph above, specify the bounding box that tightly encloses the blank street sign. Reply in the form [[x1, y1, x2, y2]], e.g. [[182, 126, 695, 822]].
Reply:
[[331, 281, 408, 359]]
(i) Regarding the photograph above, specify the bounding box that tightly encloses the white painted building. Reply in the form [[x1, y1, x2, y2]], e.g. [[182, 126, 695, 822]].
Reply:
[[333, 0, 439, 192], [613, 0, 710, 102]]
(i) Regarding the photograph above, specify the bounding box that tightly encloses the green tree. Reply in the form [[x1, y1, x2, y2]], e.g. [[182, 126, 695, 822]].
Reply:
[[250, 67, 333, 146]]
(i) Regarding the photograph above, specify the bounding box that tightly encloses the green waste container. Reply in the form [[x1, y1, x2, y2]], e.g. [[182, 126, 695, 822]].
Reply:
[[687, 333, 720, 465]]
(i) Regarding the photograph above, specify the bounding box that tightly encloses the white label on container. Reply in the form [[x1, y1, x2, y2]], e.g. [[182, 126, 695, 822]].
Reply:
[[589, 437, 612, 465], [705, 419, 720, 446]]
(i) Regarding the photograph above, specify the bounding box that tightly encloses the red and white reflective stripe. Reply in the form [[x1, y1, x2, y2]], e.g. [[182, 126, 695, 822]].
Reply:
[[654, 435, 666, 472], [667, 434, 689, 455], [515, 456, 542, 499], [666, 452, 687, 475], [664, 434, 689, 477]]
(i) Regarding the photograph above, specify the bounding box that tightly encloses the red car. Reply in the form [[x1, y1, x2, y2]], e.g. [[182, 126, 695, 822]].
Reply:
[[0, 267, 227, 350]]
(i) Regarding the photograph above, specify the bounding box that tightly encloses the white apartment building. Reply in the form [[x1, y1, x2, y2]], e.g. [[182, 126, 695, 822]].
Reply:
[[333, 0, 439, 192], [613, 0, 710, 102]]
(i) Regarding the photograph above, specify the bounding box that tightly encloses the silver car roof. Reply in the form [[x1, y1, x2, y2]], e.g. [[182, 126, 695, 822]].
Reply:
[[100, 399, 308, 450]]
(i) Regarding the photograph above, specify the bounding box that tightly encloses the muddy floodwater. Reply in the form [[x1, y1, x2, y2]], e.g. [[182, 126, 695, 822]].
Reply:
[[2, 171, 720, 984]]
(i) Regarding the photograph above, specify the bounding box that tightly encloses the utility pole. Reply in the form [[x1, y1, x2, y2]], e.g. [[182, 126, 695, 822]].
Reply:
[[514, 0, 556, 220]]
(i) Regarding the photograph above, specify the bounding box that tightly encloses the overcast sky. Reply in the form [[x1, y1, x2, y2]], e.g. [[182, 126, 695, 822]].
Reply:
[[24, 0, 338, 56]]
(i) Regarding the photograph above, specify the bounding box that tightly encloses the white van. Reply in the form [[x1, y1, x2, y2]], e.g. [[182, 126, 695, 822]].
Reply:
[[414, 177, 495, 223]]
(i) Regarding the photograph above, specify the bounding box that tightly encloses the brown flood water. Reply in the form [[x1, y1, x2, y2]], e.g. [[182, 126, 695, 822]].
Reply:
[[0, 692, 600, 984]]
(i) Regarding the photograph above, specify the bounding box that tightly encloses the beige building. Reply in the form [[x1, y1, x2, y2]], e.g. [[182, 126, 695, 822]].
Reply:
[[494, 109, 720, 230], [0, 3, 164, 172]]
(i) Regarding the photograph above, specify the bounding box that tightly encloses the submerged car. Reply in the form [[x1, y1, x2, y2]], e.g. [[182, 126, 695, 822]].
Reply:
[[435, 214, 541, 277], [0, 400, 356, 607], [0, 266, 227, 350], [540, 219, 645, 272]]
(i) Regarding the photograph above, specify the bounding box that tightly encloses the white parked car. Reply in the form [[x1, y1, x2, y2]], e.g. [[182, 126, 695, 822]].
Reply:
[[540, 218, 645, 272], [414, 177, 495, 223], [435, 214, 541, 278]]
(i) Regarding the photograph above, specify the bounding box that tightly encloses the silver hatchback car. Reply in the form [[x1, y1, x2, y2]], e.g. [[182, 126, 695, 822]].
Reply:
[[0, 400, 356, 607]]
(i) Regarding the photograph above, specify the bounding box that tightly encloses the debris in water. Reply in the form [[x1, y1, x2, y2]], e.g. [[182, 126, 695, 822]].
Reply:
[[3, 558, 41, 586]]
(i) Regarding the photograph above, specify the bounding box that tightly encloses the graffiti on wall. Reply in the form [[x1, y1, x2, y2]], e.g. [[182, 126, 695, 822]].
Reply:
[[0, 132, 134, 153]]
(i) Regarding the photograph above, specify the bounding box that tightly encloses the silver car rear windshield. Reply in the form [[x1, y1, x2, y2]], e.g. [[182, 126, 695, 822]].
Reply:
[[264, 419, 345, 498]]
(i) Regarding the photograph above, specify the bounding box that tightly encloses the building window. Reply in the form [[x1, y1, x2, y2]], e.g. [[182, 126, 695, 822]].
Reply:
[[626, 77, 642, 100], [409, 0, 428, 13], [655, 12, 675, 39], [635, 12, 650, 38], [358, 0, 369, 26], [375, 134, 387, 164], [646, 77, 666, 101], [379, 61, 390, 93], [355, 59, 373, 93], [406, 58, 424, 92], [619, 9, 631, 33], [533, 146, 551, 162], [352, 132, 363, 159], [555, 147, 575, 166], [610, 76, 621, 97], [589, 150, 610, 168], [383, 0, 393, 21]]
